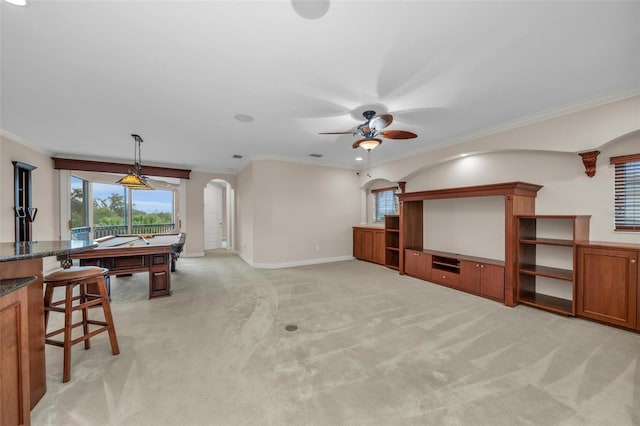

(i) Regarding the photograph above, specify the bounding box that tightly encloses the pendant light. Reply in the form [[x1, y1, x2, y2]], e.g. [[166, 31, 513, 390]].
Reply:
[[116, 134, 153, 190]]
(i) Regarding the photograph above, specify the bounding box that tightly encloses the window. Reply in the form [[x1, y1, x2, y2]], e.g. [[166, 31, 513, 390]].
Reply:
[[70, 176, 89, 240], [611, 153, 640, 231], [372, 187, 398, 222], [131, 189, 175, 234], [69, 176, 177, 240]]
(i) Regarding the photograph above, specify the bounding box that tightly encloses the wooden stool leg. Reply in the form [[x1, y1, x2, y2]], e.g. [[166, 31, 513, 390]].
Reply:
[[63, 284, 74, 383], [43, 285, 54, 330], [79, 282, 91, 350], [97, 276, 120, 356]]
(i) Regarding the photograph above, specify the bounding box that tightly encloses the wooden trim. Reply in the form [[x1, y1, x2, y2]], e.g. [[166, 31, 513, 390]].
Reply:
[[610, 153, 640, 164], [371, 186, 398, 194], [398, 181, 543, 202], [578, 150, 599, 177], [51, 158, 191, 179]]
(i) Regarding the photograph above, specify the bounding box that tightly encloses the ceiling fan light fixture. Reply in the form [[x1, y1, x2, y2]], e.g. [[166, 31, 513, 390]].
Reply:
[[358, 138, 381, 151], [116, 134, 154, 190]]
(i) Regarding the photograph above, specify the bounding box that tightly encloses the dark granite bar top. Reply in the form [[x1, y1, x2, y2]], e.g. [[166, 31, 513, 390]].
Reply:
[[0, 240, 97, 263], [0, 276, 38, 297]]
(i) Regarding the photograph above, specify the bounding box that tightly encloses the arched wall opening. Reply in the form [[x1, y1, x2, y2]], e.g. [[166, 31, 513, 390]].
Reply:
[[203, 179, 234, 251]]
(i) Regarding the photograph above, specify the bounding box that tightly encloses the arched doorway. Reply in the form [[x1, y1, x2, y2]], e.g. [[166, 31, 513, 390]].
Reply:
[[204, 179, 234, 250]]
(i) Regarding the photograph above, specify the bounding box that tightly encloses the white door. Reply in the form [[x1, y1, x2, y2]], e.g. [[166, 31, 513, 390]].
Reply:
[[204, 182, 224, 249]]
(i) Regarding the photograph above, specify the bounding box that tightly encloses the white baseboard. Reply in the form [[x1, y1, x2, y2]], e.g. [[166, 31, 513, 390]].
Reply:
[[249, 255, 355, 269]]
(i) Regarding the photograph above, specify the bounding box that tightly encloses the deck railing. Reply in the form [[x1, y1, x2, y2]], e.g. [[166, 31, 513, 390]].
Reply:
[[71, 223, 176, 240]]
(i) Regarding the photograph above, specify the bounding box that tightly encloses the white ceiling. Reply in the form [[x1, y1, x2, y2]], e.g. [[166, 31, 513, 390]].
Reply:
[[1, 0, 639, 174]]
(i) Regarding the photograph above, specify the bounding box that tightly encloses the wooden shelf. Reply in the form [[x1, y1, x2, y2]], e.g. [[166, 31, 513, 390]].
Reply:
[[384, 215, 400, 269], [516, 215, 590, 316], [519, 264, 572, 281], [518, 292, 573, 316], [519, 238, 573, 247]]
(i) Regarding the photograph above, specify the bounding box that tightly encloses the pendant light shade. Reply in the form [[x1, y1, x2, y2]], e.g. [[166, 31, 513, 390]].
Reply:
[[357, 138, 382, 151], [116, 134, 153, 190]]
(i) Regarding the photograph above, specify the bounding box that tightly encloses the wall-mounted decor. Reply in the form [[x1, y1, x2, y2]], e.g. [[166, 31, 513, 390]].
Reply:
[[579, 150, 600, 177], [13, 161, 37, 242]]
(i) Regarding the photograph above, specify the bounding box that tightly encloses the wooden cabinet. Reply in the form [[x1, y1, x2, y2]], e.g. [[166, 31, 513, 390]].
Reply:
[[353, 227, 385, 265], [0, 258, 46, 412], [398, 182, 541, 307], [404, 249, 431, 280], [353, 216, 400, 268], [517, 215, 590, 316], [384, 215, 400, 270], [577, 245, 638, 330], [0, 284, 31, 426], [460, 260, 505, 301], [431, 254, 461, 288], [405, 249, 506, 302]]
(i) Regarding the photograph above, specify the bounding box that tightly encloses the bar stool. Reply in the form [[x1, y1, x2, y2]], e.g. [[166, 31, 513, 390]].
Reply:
[[44, 266, 120, 383]]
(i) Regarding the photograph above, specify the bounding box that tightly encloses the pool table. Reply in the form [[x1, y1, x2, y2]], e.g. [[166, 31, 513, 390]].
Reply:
[[65, 233, 186, 298]]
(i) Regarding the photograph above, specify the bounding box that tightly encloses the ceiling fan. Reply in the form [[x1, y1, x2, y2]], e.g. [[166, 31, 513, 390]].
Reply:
[[319, 110, 417, 150]]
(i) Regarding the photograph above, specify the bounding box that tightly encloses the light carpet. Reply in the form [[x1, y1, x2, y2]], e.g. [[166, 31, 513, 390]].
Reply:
[[32, 250, 640, 425]]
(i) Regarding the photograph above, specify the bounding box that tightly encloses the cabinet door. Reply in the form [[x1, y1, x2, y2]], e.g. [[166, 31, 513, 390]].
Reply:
[[353, 229, 363, 259], [480, 264, 505, 302], [404, 250, 431, 280], [374, 230, 385, 265], [353, 229, 373, 261], [459, 260, 481, 294], [0, 286, 31, 426], [577, 247, 637, 329], [361, 230, 374, 261]]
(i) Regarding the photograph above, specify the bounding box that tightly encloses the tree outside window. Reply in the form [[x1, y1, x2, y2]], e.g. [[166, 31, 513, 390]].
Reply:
[[373, 188, 398, 222]]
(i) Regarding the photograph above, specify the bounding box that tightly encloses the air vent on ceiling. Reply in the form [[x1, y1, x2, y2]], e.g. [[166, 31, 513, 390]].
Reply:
[[309, 153, 323, 158], [232, 154, 243, 159]]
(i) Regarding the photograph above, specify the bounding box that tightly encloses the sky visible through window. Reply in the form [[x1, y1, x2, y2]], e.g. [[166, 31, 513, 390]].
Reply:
[[72, 178, 172, 214]]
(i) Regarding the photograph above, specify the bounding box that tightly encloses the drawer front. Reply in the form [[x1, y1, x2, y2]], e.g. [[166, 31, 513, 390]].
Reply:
[[431, 268, 460, 287]]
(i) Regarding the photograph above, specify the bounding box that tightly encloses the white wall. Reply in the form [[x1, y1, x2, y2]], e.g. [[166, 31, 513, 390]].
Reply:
[[423, 196, 505, 260], [405, 139, 639, 255], [235, 162, 254, 264], [239, 160, 361, 268]]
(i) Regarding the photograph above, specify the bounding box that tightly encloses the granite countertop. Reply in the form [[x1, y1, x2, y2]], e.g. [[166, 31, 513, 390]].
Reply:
[[0, 276, 38, 297], [0, 240, 97, 262]]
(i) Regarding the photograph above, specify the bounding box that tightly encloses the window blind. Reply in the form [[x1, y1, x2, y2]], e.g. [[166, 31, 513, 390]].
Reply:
[[374, 190, 397, 221], [611, 154, 640, 231]]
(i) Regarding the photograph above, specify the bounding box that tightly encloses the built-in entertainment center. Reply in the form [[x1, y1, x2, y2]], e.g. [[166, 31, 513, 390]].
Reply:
[[398, 181, 543, 307], [354, 180, 640, 333]]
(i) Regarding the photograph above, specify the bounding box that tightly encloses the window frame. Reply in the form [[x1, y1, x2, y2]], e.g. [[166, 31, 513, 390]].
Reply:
[[68, 173, 179, 240], [610, 153, 640, 232], [372, 186, 399, 222]]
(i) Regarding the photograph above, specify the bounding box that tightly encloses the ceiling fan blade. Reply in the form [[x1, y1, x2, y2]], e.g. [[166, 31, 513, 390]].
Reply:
[[352, 140, 362, 149], [319, 131, 355, 135], [381, 130, 417, 140], [368, 114, 393, 131]]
